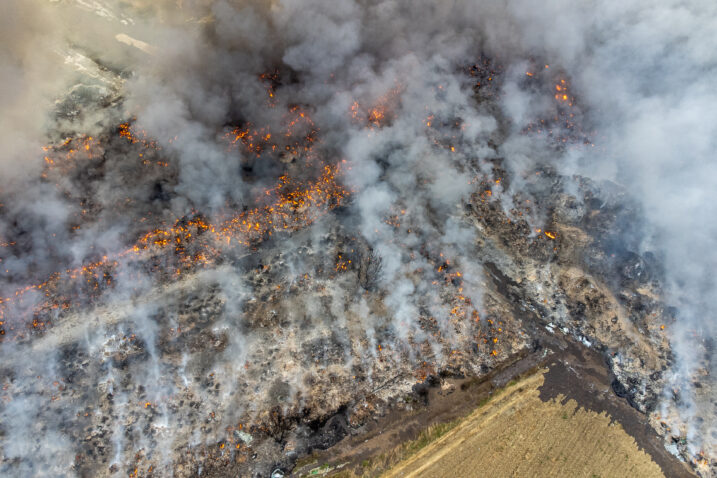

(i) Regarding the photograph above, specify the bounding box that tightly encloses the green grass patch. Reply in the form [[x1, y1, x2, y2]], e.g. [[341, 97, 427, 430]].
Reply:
[[294, 452, 319, 469], [402, 420, 460, 457]]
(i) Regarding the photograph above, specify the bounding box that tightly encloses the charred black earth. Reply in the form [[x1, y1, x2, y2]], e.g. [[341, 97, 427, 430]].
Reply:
[[0, 2, 715, 478]]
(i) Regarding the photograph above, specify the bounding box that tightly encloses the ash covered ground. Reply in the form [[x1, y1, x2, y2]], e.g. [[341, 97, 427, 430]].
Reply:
[[0, 1, 716, 477]]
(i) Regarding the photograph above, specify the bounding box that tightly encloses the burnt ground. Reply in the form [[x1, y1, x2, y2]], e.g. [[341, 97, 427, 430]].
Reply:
[[2, 169, 711, 478], [4, 165, 713, 477], [2, 58, 713, 476], [291, 333, 694, 478], [538, 337, 695, 478]]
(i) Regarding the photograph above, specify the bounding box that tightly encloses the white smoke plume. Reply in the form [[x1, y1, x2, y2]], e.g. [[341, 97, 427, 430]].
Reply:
[[0, 0, 715, 475]]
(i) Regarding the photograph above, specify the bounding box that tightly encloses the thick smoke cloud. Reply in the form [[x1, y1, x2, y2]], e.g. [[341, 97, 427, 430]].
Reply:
[[0, 0, 715, 474], [478, 0, 717, 456]]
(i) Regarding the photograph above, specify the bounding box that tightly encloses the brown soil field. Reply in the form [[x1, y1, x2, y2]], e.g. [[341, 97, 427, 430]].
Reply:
[[291, 338, 694, 478], [383, 370, 662, 478]]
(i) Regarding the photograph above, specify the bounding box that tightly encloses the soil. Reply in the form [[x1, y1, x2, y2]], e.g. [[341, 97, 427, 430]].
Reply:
[[385, 371, 661, 478], [291, 335, 694, 478]]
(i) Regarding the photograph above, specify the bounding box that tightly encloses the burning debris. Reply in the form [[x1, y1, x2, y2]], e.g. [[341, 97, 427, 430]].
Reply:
[[0, 1, 715, 477]]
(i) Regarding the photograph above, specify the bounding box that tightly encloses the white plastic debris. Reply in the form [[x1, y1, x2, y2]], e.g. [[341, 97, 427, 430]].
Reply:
[[235, 430, 253, 445]]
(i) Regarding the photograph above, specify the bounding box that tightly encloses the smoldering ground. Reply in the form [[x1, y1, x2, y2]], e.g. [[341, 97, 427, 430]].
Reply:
[[0, 0, 715, 475]]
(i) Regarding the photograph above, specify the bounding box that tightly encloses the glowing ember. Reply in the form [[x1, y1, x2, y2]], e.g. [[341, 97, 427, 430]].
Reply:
[[350, 84, 403, 129], [1, 101, 349, 336]]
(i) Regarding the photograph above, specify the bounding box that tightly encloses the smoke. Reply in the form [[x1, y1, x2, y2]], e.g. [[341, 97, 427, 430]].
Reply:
[[478, 0, 717, 457], [0, 0, 715, 475]]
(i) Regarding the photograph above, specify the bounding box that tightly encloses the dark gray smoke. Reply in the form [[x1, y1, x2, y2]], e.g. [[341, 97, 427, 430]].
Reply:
[[479, 0, 717, 459], [1, 0, 715, 474]]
